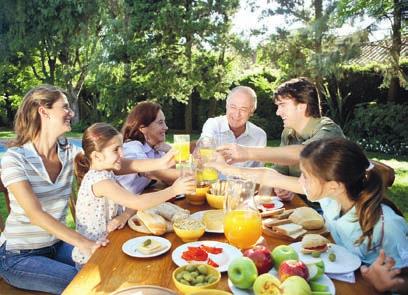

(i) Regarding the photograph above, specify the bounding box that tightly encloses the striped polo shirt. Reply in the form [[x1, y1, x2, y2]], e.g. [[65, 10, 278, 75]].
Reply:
[[0, 140, 81, 250]]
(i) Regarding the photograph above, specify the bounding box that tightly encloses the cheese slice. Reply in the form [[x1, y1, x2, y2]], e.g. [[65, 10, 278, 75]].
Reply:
[[136, 239, 164, 255]]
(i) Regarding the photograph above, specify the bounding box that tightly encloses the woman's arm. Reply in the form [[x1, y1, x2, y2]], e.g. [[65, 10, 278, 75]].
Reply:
[[8, 181, 104, 255], [93, 176, 196, 210], [117, 149, 176, 175]]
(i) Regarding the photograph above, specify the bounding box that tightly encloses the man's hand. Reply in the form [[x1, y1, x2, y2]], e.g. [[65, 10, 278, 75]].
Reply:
[[360, 249, 404, 292], [216, 143, 248, 164]]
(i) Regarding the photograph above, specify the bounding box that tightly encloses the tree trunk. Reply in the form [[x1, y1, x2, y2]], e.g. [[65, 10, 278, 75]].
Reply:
[[208, 99, 217, 118], [67, 84, 80, 124], [184, 0, 193, 133], [313, 0, 324, 101], [387, 0, 402, 103]]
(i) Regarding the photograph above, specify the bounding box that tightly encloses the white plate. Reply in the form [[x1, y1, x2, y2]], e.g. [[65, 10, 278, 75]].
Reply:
[[190, 210, 224, 233], [122, 236, 171, 258], [172, 240, 242, 272], [290, 242, 361, 274], [252, 196, 284, 211], [228, 268, 335, 295]]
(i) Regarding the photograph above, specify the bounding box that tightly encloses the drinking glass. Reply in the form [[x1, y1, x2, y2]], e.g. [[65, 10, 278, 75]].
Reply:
[[173, 134, 190, 164], [223, 177, 262, 249], [194, 136, 218, 183]]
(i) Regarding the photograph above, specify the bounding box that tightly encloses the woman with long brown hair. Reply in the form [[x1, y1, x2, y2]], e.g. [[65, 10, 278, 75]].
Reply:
[[0, 86, 176, 294], [117, 101, 180, 194]]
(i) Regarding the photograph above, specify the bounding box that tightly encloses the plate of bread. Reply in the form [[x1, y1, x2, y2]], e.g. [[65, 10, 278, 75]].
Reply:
[[122, 236, 171, 258], [262, 207, 329, 241], [190, 210, 225, 233], [128, 202, 190, 235], [290, 234, 361, 274]]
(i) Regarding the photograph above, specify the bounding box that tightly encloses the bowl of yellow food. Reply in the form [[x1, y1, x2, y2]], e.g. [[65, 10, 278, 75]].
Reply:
[[172, 264, 221, 294], [173, 218, 205, 242], [186, 184, 210, 205], [206, 192, 225, 209]]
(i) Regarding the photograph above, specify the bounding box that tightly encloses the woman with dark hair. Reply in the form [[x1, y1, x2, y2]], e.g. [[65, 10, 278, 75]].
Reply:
[[209, 137, 407, 293], [0, 86, 176, 294], [117, 101, 180, 195]]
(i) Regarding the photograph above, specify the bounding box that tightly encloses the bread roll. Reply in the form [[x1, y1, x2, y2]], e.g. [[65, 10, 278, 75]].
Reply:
[[137, 210, 167, 235], [289, 207, 324, 230], [301, 234, 329, 253], [128, 214, 151, 234]]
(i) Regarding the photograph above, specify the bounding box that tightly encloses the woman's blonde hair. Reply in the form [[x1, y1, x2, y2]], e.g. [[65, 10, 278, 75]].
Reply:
[[74, 123, 121, 184], [9, 85, 67, 147]]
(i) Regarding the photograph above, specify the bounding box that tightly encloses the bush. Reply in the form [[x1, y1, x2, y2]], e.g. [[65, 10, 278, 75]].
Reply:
[[348, 103, 408, 155]]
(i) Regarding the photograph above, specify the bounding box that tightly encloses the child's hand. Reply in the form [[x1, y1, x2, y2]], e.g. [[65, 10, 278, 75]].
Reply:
[[81, 239, 110, 258], [107, 214, 128, 232], [159, 149, 177, 169], [274, 188, 295, 202], [172, 176, 196, 195], [360, 249, 404, 292]]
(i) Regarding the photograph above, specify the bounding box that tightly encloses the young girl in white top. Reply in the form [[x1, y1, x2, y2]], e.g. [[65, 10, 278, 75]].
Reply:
[[72, 123, 195, 267]]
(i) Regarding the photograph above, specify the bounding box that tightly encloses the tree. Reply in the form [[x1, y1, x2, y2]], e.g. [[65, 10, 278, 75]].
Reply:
[[336, 0, 408, 102], [0, 0, 104, 122], [98, 0, 240, 132]]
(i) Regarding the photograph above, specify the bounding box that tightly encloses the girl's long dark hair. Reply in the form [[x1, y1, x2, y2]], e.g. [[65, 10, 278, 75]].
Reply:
[[300, 138, 402, 250], [74, 123, 120, 184]]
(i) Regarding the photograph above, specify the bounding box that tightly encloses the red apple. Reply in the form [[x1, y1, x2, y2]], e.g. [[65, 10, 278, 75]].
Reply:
[[278, 260, 309, 282], [243, 245, 274, 274]]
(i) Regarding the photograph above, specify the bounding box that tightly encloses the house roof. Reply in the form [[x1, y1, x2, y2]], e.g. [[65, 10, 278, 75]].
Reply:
[[348, 36, 408, 64]]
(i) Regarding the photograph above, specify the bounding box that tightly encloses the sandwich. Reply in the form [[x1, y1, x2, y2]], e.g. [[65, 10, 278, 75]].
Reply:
[[289, 207, 324, 230], [301, 234, 330, 254], [273, 223, 307, 239], [136, 238, 164, 255]]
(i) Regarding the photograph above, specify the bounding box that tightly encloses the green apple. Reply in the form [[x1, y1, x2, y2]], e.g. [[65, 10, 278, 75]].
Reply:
[[280, 275, 312, 295], [253, 273, 281, 295], [271, 245, 299, 269], [306, 259, 325, 281], [228, 257, 258, 289], [310, 281, 328, 292], [311, 292, 332, 295]]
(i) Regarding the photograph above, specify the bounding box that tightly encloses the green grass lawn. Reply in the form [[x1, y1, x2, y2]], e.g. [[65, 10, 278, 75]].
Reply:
[[1, 133, 407, 227]]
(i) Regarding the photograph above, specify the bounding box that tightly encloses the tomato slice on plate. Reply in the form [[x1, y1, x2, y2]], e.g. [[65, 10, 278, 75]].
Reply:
[[263, 203, 275, 209], [207, 258, 219, 267], [200, 244, 223, 254]]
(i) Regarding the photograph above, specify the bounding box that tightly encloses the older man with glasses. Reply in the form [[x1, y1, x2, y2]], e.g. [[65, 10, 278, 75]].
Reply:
[[200, 86, 267, 168]]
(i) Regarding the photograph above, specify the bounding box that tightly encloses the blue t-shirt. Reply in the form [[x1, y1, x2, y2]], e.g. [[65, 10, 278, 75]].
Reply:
[[319, 198, 408, 268]]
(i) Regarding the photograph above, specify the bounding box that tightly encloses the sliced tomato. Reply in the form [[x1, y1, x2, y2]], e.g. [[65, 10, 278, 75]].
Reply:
[[263, 203, 275, 209], [207, 258, 219, 267], [200, 245, 223, 254], [181, 252, 194, 261], [183, 247, 208, 261]]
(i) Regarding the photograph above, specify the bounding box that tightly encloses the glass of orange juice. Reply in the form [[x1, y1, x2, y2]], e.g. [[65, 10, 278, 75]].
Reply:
[[223, 177, 261, 249], [173, 134, 190, 163]]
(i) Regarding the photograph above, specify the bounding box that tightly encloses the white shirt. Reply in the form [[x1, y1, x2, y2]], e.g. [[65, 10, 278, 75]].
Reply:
[[200, 115, 267, 167], [116, 141, 164, 194], [0, 141, 81, 250]]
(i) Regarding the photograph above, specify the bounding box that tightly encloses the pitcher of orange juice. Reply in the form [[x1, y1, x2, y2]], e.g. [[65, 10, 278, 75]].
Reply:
[[223, 177, 262, 249]]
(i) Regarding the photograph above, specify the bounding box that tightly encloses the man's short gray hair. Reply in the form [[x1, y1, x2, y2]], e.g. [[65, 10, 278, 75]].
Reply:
[[226, 86, 257, 111]]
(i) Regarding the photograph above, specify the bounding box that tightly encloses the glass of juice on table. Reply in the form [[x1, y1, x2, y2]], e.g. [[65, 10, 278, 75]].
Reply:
[[173, 134, 190, 164], [223, 177, 261, 249]]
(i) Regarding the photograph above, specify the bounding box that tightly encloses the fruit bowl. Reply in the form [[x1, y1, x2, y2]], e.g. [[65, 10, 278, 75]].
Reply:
[[172, 264, 221, 294], [206, 192, 225, 209], [173, 218, 206, 242]]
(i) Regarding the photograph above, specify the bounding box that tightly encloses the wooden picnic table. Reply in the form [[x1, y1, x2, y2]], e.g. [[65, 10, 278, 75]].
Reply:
[[62, 196, 379, 295]]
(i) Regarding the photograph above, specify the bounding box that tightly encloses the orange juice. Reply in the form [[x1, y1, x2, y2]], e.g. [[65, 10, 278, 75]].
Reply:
[[197, 168, 218, 183], [174, 142, 190, 162], [224, 210, 262, 249]]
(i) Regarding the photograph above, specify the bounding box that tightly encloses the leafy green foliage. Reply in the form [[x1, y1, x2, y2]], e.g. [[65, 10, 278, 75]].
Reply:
[[349, 103, 408, 155]]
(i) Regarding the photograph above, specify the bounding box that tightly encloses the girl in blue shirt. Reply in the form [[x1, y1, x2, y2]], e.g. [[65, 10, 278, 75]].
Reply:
[[298, 138, 407, 293]]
